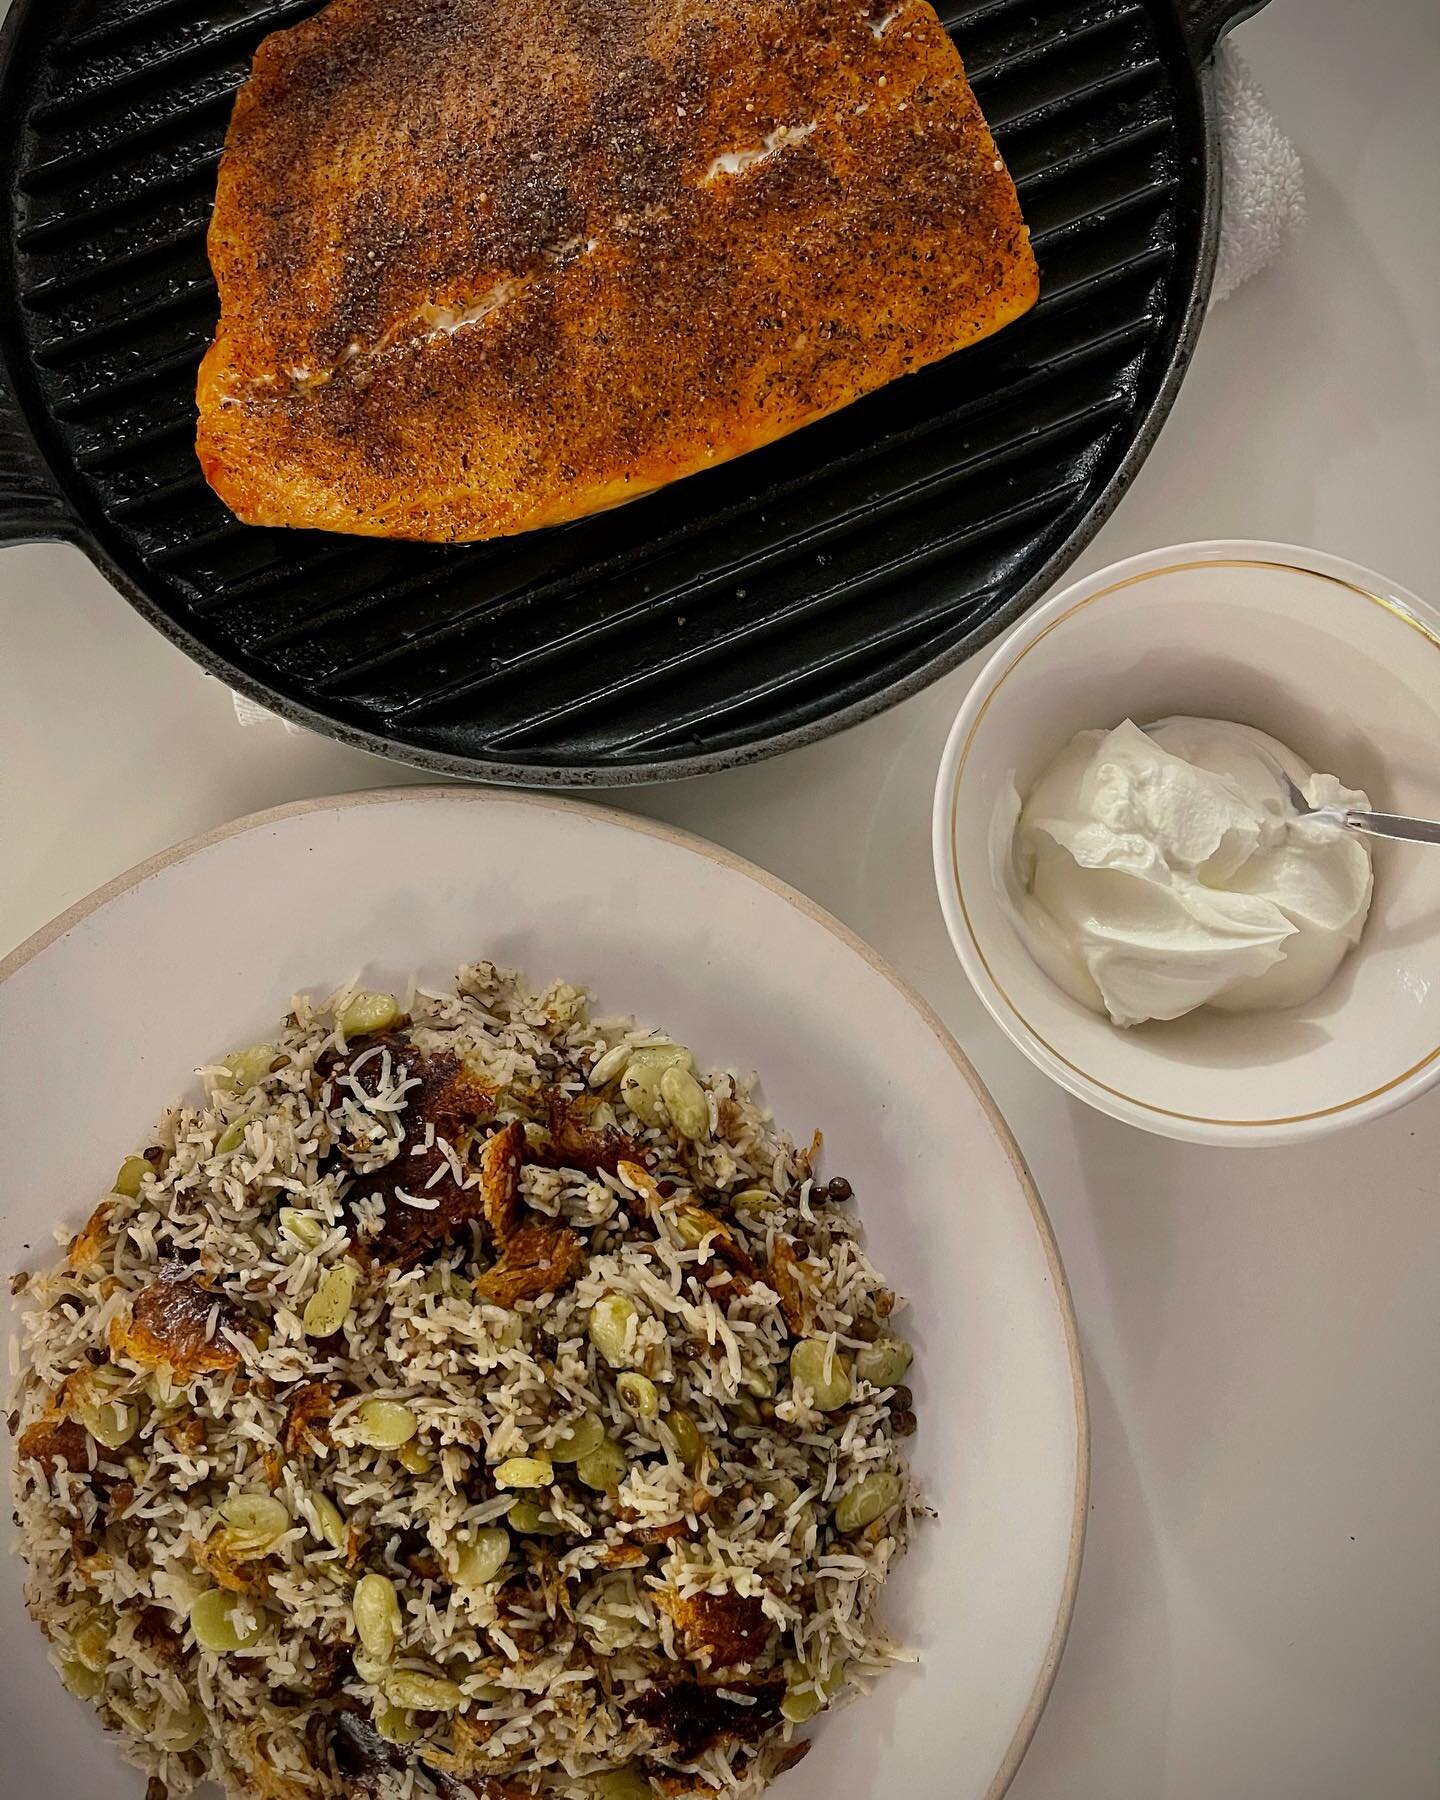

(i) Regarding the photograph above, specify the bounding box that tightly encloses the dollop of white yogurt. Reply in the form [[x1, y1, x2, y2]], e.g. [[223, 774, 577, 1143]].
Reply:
[[1005, 717, 1374, 1028]]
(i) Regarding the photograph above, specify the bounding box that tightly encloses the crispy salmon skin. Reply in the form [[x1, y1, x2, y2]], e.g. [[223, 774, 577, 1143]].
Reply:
[[197, 0, 1037, 542]]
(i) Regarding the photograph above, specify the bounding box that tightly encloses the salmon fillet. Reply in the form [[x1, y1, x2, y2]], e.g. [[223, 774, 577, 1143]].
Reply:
[[196, 0, 1038, 542]]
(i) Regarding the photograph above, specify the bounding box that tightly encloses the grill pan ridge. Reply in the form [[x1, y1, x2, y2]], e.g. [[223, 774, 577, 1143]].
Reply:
[[0, 0, 1263, 784]]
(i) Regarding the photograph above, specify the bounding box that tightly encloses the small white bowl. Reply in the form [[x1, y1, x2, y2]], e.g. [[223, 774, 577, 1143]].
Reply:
[[932, 540, 1440, 1146]]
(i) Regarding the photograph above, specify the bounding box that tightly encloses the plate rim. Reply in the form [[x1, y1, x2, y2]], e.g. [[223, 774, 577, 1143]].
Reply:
[[0, 784, 1089, 1799]]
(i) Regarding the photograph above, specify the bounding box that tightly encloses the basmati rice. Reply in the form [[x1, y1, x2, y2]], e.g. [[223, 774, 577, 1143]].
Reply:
[[9, 962, 919, 1800]]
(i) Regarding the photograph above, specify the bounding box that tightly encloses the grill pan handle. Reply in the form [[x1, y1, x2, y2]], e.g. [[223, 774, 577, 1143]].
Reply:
[[0, 360, 76, 545], [1178, 0, 1270, 64]]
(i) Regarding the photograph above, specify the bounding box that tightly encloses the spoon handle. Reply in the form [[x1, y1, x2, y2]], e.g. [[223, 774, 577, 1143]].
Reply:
[[1340, 808, 1440, 846]]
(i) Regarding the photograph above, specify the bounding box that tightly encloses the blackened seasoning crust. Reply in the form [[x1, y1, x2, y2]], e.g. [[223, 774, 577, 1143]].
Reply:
[[197, 0, 1037, 541]]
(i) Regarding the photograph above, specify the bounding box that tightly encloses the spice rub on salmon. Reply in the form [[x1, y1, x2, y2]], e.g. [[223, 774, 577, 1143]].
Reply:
[[196, 0, 1037, 541]]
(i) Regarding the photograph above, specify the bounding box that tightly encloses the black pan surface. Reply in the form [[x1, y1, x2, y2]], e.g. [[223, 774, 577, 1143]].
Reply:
[[0, 0, 1260, 784]]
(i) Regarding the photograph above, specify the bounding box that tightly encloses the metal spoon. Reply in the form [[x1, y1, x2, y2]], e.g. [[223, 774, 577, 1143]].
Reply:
[[1275, 766, 1440, 846]]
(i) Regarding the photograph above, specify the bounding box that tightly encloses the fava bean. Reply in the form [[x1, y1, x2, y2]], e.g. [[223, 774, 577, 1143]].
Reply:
[[155, 1705, 206, 1753], [673, 1209, 718, 1249], [763, 1475, 801, 1513], [616, 1372, 659, 1419], [60, 1658, 105, 1700], [618, 1061, 665, 1126], [70, 1607, 112, 1673], [588, 1294, 640, 1369], [625, 1044, 693, 1072], [618, 1046, 691, 1127], [112, 1157, 150, 1199], [576, 1439, 628, 1491], [302, 1263, 358, 1337], [453, 1526, 510, 1588], [216, 1117, 254, 1157], [588, 1043, 634, 1088], [381, 1669, 463, 1711], [833, 1470, 903, 1534], [190, 1589, 262, 1653], [853, 1336, 913, 1391], [781, 1686, 821, 1724], [494, 1455, 554, 1489], [662, 1409, 703, 1470], [373, 1702, 419, 1745], [109, 1696, 151, 1736], [74, 1392, 140, 1451], [550, 1414, 606, 1461], [353, 1399, 418, 1449], [507, 1499, 564, 1536], [592, 1771, 655, 1799], [659, 1065, 710, 1142], [790, 1338, 851, 1412], [338, 992, 402, 1038], [218, 1044, 278, 1093], [306, 1492, 345, 1552], [354, 1573, 403, 1663], [219, 1492, 291, 1548], [278, 1208, 325, 1249]]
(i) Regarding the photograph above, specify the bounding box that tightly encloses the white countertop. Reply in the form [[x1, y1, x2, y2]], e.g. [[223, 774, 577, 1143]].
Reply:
[[3, 2, 1438, 1795]]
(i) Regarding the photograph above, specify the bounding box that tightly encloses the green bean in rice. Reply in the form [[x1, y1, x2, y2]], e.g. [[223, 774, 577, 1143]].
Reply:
[[9, 962, 920, 1800]]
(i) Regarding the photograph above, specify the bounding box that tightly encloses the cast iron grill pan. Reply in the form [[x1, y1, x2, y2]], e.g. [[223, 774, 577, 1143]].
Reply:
[[0, 0, 1259, 782]]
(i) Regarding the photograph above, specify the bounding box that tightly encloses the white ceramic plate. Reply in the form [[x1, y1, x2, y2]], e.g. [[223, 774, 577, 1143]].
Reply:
[[0, 790, 1085, 1800]]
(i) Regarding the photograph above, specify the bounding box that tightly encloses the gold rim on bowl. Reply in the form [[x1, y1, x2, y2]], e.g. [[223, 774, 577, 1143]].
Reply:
[[944, 552, 1440, 1130]]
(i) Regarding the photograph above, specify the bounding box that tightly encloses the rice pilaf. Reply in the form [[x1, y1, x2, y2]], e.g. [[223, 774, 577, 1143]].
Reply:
[[10, 962, 920, 1799]]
